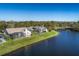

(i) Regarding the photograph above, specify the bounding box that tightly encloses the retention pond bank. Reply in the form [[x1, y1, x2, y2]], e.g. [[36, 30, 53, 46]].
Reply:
[[4, 30, 79, 56], [0, 30, 58, 56]]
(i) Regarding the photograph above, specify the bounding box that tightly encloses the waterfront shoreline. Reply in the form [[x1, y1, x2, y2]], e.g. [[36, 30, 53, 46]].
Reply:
[[0, 30, 59, 56]]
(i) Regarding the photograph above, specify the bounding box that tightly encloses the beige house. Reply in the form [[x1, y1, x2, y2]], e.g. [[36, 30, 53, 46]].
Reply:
[[3, 27, 32, 39]]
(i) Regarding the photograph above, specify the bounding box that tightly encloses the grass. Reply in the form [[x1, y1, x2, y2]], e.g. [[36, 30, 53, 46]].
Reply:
[[0, 30, 59, 56]]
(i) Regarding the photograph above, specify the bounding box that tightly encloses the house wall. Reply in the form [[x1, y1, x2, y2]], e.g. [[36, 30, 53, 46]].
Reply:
[[9, 32, 25, 39], [23, 29, 31, 37]]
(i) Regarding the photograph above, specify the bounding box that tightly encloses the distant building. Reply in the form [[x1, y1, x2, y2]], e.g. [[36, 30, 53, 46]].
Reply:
[[33, 26, 48, 33], [27, 27, 34, 32], [3, 27, 32, 39]]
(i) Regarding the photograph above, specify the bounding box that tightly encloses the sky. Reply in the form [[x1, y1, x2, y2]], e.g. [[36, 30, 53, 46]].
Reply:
[[0, 3, 79, 22]]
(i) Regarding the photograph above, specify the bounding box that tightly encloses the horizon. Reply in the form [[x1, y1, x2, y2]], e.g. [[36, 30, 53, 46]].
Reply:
[[0, 3, 79, 22], [0, 20, 78, 22]]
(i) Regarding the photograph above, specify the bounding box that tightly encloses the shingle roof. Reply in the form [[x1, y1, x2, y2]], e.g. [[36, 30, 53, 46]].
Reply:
[[5, 27, 26, 34]]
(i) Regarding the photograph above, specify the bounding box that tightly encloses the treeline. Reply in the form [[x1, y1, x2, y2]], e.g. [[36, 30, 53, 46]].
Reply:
[[0, 21, 79, 32]]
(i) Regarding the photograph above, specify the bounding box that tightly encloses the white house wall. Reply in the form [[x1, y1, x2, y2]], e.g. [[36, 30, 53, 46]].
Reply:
[[23, 29, 32, 37]]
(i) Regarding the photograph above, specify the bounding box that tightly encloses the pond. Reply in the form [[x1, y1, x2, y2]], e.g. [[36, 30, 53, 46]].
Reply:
[[4, 30, 79, 56]]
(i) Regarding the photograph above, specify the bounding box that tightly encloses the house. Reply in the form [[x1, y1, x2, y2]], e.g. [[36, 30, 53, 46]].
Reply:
[[33, 26, 48, 33], [0, 34, 6, 44], [27, 27, 34, 32], [3, 27, 32, 39]]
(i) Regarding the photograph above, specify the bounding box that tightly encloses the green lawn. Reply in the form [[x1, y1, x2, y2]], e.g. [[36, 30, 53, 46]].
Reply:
[[0, 30, 59, 56]]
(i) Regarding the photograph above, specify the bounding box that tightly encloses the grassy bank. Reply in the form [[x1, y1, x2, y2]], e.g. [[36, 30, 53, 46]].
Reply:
[[0, 30, 59, 56]]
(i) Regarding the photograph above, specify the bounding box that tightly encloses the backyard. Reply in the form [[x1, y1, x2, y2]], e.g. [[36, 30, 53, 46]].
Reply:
[[0, 30, 58, 55]]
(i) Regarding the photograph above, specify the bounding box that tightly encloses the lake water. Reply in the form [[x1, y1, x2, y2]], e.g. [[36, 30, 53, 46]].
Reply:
[[5, 30, 79, 56]]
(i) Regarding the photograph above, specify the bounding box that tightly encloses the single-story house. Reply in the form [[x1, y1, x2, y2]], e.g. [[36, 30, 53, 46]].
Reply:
[[3, 27, 32, 39], [33, 26, 48, 33], [27, 27, 34, 31]]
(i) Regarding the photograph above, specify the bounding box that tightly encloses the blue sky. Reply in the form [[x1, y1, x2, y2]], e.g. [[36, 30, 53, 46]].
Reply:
[[0, 3, 79, 21]]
